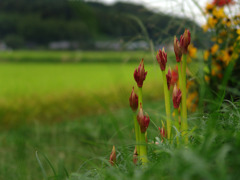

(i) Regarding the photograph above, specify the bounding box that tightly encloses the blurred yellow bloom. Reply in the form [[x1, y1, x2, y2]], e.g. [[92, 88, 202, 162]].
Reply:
[[211, 44, 219, 54], [188, 44, 197, 58], [187, 91, 198, 112], [237, 29, 240, 40], [205, 3, 214, 13], [211, 63, 222, 76], [212, 8, 225, 19], [218, 38, 223, 44], [222, 18, 231, 27], [219, 30, 227, 37], [208, 17, 218, 28], [221, 50, 231, 65], [202, 24, 209, 32], [204, 50, 209, 61], [204, 75, 210, 83]]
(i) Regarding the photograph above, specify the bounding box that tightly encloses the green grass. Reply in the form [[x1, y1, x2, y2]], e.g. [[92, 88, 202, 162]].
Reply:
[[0, 62, 165, 127], [1, 99, 240, 180], [0, 50, 159, 63]]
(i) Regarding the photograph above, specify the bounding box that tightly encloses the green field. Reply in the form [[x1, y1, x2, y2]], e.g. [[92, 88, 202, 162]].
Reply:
[[0, 51, 170, 127]]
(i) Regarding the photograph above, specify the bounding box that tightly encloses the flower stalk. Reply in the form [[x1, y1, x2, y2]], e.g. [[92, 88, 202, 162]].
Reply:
[[162, 70, 171, 140], [181, 54, 188, 144]]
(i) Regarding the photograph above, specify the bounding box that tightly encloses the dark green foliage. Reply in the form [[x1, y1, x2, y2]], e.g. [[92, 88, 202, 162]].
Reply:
[[0, 0, 209, 49]]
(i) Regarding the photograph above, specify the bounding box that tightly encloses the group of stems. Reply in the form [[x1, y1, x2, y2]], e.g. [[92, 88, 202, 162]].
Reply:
[[134, 87, 148, 164], [162, 55, 188, 145]]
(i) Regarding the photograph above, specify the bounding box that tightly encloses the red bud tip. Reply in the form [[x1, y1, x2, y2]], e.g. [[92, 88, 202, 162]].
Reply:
[[180, 29, 191, 54], [174, 36, 182, 62], [134, 59, 147, 88], [172, 84, 182, 109], [129, 87, 138, 112], [133, 146, 138, 164], [156, 48, 167, 71], [137, 104, 150, 133], [109, 145, 116, 166], [166, 68, 172, 90]]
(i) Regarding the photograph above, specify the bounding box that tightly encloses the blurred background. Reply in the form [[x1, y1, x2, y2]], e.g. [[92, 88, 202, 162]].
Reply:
[[0, 0, 239, 179]]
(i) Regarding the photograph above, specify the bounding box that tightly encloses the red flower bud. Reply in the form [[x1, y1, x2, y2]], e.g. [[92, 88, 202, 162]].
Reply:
[[137, 104, 150, 133], [156, 48, 167, 71], [129, 87, 138, 112], [172, 84, 182, 109], [166, 68, 172, 90], [174, 36, 182, 62], [133, 146, 138, 165], [171, 66, 178, 85], [134, 59, 147, 88], [109, 145, 116, 166], [180, 29, 191, 54]]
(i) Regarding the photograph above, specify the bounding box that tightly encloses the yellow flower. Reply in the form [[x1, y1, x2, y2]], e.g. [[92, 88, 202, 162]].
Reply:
[[221, 47, 233, 65], [237, 29, 240, 40], [219, 30, 227, 37], [211, 63, 222, 76], [211, 44, 219, 54], [208, 17, 218, 28], [187, 91, 199, 112], [222, 18, 231, 27], [188, 44, 197, 58], [218, 38, 223, 44], [204, 50, 209, 61], [212, 8, 225, 19], [205, 3, 214, 14], [204, 75, 210, 83], [202, 24, 209, 32], [237, 29, 240, 35]]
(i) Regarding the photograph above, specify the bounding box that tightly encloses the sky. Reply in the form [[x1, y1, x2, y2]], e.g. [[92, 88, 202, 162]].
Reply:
[[86, 0, 240, 25]]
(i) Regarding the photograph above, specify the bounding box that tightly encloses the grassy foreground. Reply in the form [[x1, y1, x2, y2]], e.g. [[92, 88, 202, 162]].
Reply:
[[1, 99, 240, 180]]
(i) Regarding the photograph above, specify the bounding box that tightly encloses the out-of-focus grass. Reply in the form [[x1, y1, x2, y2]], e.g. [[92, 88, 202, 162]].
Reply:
[[0, 100, 165, 180], [0, 50, 162, 63], [2, 99, 240, 180], [0, 62, 164, 127]]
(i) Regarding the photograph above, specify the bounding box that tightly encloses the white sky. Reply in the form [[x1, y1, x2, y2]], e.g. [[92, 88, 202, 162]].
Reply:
[[86, 0, 240, 25]]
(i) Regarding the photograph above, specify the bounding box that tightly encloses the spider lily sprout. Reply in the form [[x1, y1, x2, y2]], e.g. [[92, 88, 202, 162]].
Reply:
[[109, 145, 116, 166], [137, 104, 150, 134], [156, 48, 167, 71], [129, 87, 138, 112], [174, 36, 182, 62], [172, 85, 182, 109], [134, 59, 147, 88], [180, 29, 191, 54]]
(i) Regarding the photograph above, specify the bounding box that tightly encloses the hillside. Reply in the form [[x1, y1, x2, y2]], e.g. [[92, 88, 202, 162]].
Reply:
[[0, 0, 209, 49]]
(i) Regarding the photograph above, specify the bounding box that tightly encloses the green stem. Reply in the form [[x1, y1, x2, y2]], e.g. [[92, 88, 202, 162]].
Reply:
[[174, 108, 180, 146], [181, 54, 188, 144], [138, 87, 143, 159], [177, 62, 183, 92], [138, 87, 143, 108], [162, 70, 171, 140], [133, 113, 140, 155], [139, 132, 148, 165]]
